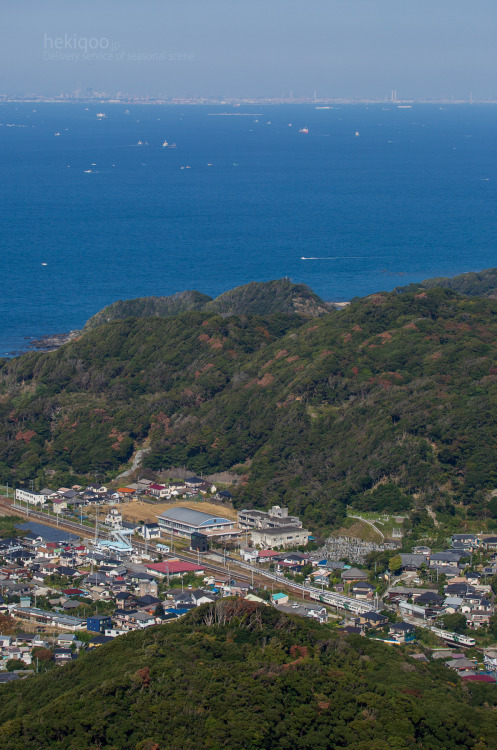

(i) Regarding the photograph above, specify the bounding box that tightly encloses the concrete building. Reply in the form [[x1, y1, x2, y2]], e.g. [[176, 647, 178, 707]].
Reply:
[[15, 488, 47, 506], [238, 505, 302, 530], [250, 525, 309, 549]]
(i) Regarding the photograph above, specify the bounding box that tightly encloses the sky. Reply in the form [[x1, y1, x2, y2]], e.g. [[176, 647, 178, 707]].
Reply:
[[1, 0, 496, 99]]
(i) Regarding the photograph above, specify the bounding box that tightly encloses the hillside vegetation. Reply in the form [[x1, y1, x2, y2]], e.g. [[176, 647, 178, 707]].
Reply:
[[84, 291, 212, 329], [84, 279, 329, 330], [401, 267, 497, 299], [0, 602, 496, 749], [3, 286, 497, 529]]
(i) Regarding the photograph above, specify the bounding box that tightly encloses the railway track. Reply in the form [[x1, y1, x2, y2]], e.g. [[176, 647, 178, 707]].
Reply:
[[0, 497, 376, 612]]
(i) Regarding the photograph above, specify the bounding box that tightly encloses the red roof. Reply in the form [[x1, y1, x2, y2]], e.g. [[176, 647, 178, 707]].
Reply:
[[149, 483, 166, 491], [146, 561, 203, 575], [62, 588, 85, 596], [462, 674, 496, 683], [258, 550, 280, 558]]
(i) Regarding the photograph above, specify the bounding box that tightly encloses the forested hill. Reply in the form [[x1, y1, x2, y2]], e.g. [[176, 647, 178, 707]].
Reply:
[[3, 287, 497, 527], [400, 267, 497, 298], [84, 290, 212, 329], [84, 279, 330, 329], [0, 601, 496, 749]]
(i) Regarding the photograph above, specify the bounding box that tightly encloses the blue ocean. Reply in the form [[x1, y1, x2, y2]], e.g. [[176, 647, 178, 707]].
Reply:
[[1, 102, 497, 355]]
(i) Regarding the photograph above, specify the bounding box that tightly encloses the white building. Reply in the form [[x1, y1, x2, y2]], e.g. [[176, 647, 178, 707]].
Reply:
[[15, 488, 47, 506]]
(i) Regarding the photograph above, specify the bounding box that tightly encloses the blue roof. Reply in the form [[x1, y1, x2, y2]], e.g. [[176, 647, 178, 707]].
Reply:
[[158, 506, 232, 527], [18, 522, 79, 544]]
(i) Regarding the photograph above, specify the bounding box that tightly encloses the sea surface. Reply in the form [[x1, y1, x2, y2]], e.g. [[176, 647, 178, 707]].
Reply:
[[1, 102, 497, 355]]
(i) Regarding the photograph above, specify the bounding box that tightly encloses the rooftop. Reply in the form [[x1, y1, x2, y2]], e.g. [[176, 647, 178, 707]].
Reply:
[[158, 506, 232, 527]]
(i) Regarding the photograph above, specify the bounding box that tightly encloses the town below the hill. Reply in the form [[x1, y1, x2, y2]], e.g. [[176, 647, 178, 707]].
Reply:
[[1, 473, 497, 687]]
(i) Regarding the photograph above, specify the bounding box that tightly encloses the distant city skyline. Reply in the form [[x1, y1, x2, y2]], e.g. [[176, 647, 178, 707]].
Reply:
[[1, 0, 496, 100]]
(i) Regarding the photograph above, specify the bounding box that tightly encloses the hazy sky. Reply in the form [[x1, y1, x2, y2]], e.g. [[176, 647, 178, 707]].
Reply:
[[1, 0, 496, 98]]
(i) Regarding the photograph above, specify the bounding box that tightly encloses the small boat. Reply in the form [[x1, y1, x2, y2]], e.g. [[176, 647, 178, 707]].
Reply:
[[355, 131, 360, 136], [41, 263, 47, 266], [298, 127, 309, 134], [162, 140, 168, 147], [137, 140, 143, 146], [54, 132, 60, 136]]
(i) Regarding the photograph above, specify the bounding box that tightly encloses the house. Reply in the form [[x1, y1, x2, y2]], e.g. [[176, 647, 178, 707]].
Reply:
[[311, 570, 331, 586], [225, 580, 250, 597], [135, 595, 161, 610], [55, 566, 80, 578], [137, 524, 161, 540], [415, 591, 444, 607], [275, 601, 329, 624], [105, 508, 123, 529], [445, 657, 477, 673], [184, 476, 206, 489], [399, 601, 428, 619], [482, 537, 497, 550], [148, 483, 169, 499], [216, 490, 232, 501], [117, 487, 136, 500], [39, 488, 59, 501], [257, 550, 281, 563], [190, 590, 217, 606], [466, 611, 492, 629], [359, 612, 389, 630], [126, 611, 156, 629], [86, 484, 108, 494], [240, 548, 259, 563], [87, 615, 112, 633], [443, 596, 464, 613], [341, 568, 369, 582], [399, 553, 428, 570], [351, 581, 375, 600], [429, 552, 462, 568], [483, 649, 497, 673], [388, 622, 416, 643], [53, 648, 74, 664]]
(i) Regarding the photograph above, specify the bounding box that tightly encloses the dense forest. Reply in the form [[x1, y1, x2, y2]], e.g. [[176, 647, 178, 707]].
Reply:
[[400, 267, 497, 299], [3, 281, 497, 528], [84, 279, 330, 329], [0, 602, 495, 749]]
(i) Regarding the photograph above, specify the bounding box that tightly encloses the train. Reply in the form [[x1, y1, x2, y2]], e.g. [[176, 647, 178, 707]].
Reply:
[[430, 627, 476, 647], [309, 589, 374, 615]]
